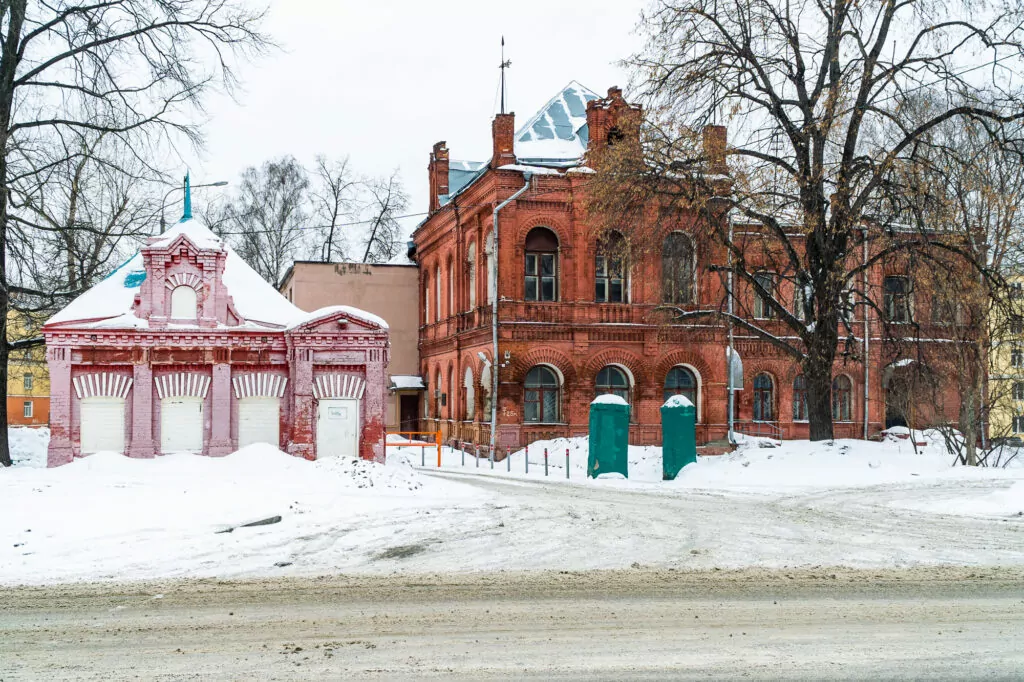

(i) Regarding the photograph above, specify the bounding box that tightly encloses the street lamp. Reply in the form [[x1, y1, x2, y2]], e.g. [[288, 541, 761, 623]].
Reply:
[[160, 177, 229, 233]]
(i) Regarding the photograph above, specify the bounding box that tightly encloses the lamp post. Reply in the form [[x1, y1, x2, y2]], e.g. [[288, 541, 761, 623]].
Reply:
[[160, 177, 228, 233]]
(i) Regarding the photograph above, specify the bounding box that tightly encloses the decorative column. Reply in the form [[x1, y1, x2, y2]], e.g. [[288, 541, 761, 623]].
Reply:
[[361, 347, 386, 463], [287, 345, 315, 460], [128, 358, 157, 458], [207, 356, 233, 456], [46, 344, 74, 467]]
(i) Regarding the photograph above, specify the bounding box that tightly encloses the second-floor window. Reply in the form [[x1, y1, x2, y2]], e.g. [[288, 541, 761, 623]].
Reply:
[[1014, 382, 1024, 400], [1014, 348, 1024, 368], [23, 373, 33, 391], [662, 232, 695, 304], [467, 242, 477, 311], [884, 276, 912, 323], [525, 227, 559, 302], [1011, 317, 1023, 335], [753, 272, 776, 319], [595, 231, 626, 303]]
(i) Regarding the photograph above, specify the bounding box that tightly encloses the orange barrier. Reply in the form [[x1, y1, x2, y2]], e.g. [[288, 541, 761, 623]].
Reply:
[[384, 430, 442, 467]]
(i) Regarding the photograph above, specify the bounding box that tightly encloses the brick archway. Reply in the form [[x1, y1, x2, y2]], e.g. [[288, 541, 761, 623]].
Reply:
[[511, 347, 577, 385], [582, 348, 650, 387]]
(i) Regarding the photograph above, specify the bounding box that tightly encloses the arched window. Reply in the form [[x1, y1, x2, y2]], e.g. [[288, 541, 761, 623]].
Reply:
[[464, 366, 475, 421], [170, 286, 197, 319], [790, 374, 806, 417], [435, 265, 442, 322], [884, 276, 912, 323], [662, 232, 695, 304], [524, 365, 560, 422], [481, 362, 493, 422], [423, 367, 431, 418], [423, 272, 431, 325], [467, 242, 477, 311], [792, 375, 808, 421], [525, 227, 558, 302], [663, 366, 697, 408], [595, 231, 627, 303], [446, 255, 454, 314], [446, 367, 454, 420], [753, 272, 776, 319], [595, 365, 630, 403], [753, 373, 774, 421], [434, 367, 442, 418], [485, 233, 495, 304], [832, 375, 852, 422]]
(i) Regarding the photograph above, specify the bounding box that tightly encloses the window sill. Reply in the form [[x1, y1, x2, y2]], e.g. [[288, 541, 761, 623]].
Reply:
[[523, 422, 568, 426]]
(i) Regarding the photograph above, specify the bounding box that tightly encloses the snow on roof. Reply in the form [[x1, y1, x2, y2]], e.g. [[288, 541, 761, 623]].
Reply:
[[48, 218, 327, 331], [662, 394, 694, 409], [390, 375, 425, 390], [290, 304, 388, 330], [47, 253, 147, 326], [515, 81, 599, 163], [591, 393, 629, 406]]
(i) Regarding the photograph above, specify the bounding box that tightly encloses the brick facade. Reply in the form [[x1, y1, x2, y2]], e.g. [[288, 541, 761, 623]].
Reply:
[[414, 84, 964, 450]]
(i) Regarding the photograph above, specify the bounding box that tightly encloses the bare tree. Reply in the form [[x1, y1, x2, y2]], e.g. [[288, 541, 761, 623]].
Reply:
[[310, 155, 357, 262], [223, 156, 309, 284], [0, 1, 270, 466], [585, 0, 1024, 440], [361, 170, 407, 264]]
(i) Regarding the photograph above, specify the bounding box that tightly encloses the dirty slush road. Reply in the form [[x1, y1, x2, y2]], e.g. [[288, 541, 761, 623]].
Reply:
[[2, 567, 1023, 680]]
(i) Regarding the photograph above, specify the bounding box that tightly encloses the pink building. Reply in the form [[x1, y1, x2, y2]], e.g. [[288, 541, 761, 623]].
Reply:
[[43, 191, 390, 467]]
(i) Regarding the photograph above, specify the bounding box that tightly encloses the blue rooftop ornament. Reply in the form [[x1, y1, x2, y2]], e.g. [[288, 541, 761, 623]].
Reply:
[[181, 173, 192, 221]]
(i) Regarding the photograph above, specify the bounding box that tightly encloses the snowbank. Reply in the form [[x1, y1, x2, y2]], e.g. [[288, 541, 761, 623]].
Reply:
[[0, 444, 480, 585], [8, 427, 49, 468]]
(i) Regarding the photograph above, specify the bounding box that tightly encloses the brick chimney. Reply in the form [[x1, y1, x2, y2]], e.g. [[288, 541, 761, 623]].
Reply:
[[491, 113, 516, 168], [702, 125, 728, 174], [585, 86, 641, 159], [428, 141, 449, 213]]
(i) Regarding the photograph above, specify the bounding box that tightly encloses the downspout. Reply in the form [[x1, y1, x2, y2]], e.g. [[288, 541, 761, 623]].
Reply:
[[490, 173, 533, 453], [727, 212, 735, 445], [863, 227, 870, 439]]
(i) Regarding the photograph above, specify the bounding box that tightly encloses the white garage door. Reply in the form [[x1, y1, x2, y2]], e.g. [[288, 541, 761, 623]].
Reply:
[[238, 397, 280, 448], [316, 399, 359, 459], [161, 396, 204, 453], [80, 397, 126, 454]]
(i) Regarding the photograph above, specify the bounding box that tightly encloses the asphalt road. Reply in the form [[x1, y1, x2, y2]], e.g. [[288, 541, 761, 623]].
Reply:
[[2, 567, 1023, 680]]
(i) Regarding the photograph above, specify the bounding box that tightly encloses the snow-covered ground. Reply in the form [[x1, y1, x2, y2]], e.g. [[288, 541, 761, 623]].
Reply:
[[2, 427, 1023, 585]]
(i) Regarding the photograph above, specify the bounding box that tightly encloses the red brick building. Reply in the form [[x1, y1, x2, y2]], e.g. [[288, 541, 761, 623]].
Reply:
[[413, 82, 962, 449]]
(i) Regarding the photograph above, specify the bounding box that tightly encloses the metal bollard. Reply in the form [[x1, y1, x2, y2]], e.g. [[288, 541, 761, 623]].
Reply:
[[507, 447, 511, 471], [475, 445, 479, 468], [420, 444, 425, 467], [490, 446, 494, 469], [525, 445, 529, 474], [566, 448, 570, 479], [544, 448, 548, 476], [461, 446, 465, 467]]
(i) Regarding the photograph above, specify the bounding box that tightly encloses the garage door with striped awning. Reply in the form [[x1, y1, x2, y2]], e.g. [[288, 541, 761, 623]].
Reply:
[[157, 373, 210, 454], [74, 373, 133, 455], [233, 373, 287, 448]]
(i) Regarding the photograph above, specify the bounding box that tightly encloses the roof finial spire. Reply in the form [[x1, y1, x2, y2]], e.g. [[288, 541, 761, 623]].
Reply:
[[182, 172, 192, 221], [499, 36, 511, 115]]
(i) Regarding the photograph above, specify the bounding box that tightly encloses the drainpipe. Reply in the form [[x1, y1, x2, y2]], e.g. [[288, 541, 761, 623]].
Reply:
[[863, 227, 870, 439], [727, 212, 735, 444], [490, 173, 533, 453]]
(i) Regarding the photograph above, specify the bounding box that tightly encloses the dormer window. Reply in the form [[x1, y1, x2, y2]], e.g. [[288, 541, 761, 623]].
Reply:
[[170, 285, 197, 320]]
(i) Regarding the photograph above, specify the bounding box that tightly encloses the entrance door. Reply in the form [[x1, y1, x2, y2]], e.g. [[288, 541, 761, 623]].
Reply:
[[161, 396, 203, 453], [399, 394, 419, 432], [80, 397, 126, 454], [316, 399, 359, 458], [238, 397, 280, 448]]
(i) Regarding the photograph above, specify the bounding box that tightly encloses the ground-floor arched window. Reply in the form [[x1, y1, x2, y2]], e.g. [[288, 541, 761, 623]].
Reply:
[[832, 375, 852, 422], [524, 366, 560, 423], [792, 375, 808, 421], [595, 365, 630, 403], [753, 373, 774, 421], [663, 366, 697, 409]]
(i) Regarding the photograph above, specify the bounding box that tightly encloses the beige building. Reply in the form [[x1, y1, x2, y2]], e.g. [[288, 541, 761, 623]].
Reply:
[[279, 262, 422, 431]]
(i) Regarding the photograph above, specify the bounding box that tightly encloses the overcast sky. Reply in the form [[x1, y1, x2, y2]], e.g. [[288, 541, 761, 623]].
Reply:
[[187, 0, 649, 239]]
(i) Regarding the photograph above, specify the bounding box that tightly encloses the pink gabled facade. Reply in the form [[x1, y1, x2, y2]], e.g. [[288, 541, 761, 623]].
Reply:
[[43, 210, 389, 467]]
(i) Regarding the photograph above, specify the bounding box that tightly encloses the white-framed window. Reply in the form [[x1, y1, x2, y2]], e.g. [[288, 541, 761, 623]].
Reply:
[[23, 373, 33, 391], [467, 242, 477, 311], [1014, 415, 1024, 433], [1013, 348, 1024, 368], [22, 401, 33, 418], [1014, 382, 1024, 401], [170, 285, 198, 319]]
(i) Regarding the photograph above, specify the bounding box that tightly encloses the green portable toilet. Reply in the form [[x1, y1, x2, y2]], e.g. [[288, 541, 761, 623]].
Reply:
[[588, 394, 630, 478], [661, 394, 697, 480]]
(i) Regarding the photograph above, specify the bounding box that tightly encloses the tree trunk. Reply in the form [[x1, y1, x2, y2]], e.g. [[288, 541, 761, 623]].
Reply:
[[803, 338, 836, 441]]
